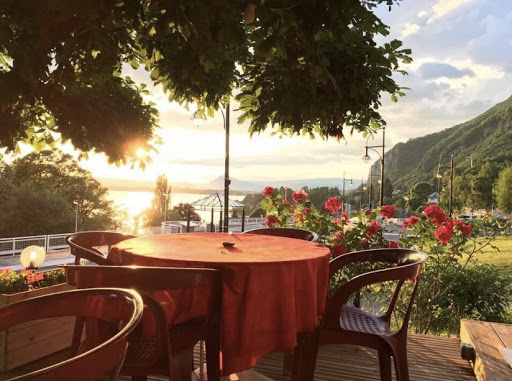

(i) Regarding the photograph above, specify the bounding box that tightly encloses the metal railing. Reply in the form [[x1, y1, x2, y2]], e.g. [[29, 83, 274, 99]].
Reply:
[[0, 217, 268, 257], [0, 234, 70, 257]]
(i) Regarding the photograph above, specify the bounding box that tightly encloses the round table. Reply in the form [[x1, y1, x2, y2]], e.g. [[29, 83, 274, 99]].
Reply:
[[108, 232, 330, 376]]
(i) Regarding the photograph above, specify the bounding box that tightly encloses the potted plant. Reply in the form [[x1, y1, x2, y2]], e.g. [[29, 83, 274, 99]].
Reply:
[[0, 268, 75, 370]]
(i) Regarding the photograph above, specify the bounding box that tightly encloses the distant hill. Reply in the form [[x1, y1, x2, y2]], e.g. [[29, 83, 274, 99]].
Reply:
[[98, 176, 360, 193], [384, 94, 512, 190], [205, 176, 362, 192]]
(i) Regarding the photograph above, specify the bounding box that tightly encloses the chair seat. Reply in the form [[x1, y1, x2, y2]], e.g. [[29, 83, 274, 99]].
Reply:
[[340, 306, 391, 336]]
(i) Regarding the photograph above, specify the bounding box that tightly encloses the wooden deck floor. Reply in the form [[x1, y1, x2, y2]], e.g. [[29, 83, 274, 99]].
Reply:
[[1, 334, 475, 381]]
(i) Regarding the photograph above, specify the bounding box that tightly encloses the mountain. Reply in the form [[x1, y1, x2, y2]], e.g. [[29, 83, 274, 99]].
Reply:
[[99, 176, 359, 193], [384, 94, 512, 190], [205, 176, 362, 192]]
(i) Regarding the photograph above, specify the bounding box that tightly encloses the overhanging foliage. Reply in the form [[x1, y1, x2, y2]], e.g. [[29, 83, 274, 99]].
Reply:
[[0, 0, 410, 163]]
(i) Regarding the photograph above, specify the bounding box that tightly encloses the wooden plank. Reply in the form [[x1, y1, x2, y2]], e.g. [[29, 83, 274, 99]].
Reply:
[[5, 317, 74, 352], [5, 329, 73, 370], [460, 319, 512, 381], [491, 322, 512, 348]]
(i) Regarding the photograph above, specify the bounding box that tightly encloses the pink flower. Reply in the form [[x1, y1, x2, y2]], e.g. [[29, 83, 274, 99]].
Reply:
[[324, 197, 342, 213], [292, 189, 308, 203], [263, 186, 275, 198], [366, 221, 380, 237], [381, 205, 396, 218], [265, 214, 280, 227], [434, 225, 452, 243], [423, 204, 446, 225]]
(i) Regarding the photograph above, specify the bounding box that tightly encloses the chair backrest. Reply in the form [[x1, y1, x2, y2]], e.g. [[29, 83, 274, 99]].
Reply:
[[1, 288, 143, 381], [323, 248, 428, 332], [66, 231, 136, 265], [62, 265, 222, 377], [243, 227, 319, 242]]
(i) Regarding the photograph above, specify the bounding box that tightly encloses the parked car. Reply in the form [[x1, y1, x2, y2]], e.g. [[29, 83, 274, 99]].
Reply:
[[459, 214, 477, 221]]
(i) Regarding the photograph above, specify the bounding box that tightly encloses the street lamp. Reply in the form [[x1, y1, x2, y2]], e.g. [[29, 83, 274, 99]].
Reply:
[[192, 104, 231, 233], [341, 173, 354, 212], [73, 200, 79, 232], [162, 192, 169, 222], [362, 127, 385, 207], [436, 154, 454, 217], [363, 166, 380, 211]]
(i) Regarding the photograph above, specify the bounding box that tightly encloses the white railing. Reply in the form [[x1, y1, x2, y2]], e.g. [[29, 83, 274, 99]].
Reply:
[[0, 217, 267, 257], [0, 234, 72, 257]]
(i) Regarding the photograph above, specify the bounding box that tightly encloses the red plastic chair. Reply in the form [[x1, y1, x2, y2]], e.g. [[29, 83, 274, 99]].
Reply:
[[63, 265, 222, 381], [1, 288, 143, 381], [66, 231, 136, 265], [294, 248, 428, 381], [243, 227, 319, 242]]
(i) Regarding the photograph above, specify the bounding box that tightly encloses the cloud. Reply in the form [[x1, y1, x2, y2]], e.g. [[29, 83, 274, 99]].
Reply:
[[418, 62, 475, 79], [428, 0, 474, 23], [401, 23, 420, 37]]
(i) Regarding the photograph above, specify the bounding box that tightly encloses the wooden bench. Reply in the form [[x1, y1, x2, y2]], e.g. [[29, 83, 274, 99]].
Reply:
[[460, 319, 512, 381]]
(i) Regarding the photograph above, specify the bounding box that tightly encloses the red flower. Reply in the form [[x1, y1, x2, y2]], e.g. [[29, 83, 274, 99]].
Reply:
[[423, 204, 446, 225], [265, 214, 280, 227], [340, 212, 350, 223], [381, 205, 396, 218], [332, 230, 344, 244], [365, 209, 372, 216], [293, 213, 305, 224], [324, 197, 342, 213], [292, 189, 308, 203], [460, 223, 472, 236], [303, 207, 312, 215], [331, 244, 347, 257], [361, 238, 370, 248], [434, 225, 452, 243], [402, 215, 420, 228], [263, 186, 275, 198], [366, 221, 380, 237], [389, 241, 399, 248]]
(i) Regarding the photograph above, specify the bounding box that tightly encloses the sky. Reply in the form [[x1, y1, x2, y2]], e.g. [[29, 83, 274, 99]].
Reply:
[[60, 0, 512, 187]]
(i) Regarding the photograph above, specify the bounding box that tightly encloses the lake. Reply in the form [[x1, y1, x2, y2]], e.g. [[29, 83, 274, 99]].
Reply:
[[107, 190, 245, 222]]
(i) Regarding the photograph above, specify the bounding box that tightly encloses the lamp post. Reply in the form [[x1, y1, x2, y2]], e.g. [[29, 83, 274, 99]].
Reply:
[[341, 172, 354, 212], [363, 166, 380, 211], [192, 104, 231, 233], [163, 193, 168, 222], [362, 127, 385, 207], [73, 200, 79, 232], [436, 154, 454, 217]]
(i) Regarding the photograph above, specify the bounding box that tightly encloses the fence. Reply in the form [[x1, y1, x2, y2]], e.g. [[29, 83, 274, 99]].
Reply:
[[0, 234, 70, 257], [0, 217, 267, 257]]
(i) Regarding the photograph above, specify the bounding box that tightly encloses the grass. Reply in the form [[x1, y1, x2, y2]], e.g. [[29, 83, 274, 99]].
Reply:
[[472, 236, 512, 276]]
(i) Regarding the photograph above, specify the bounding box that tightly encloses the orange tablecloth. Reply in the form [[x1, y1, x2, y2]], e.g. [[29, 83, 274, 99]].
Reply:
[[108, 232, 330, 375]]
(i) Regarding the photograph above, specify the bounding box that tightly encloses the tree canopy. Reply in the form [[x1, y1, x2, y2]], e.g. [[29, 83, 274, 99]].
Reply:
[[0, 150, 119, 237], [0, 0, 410, 164]]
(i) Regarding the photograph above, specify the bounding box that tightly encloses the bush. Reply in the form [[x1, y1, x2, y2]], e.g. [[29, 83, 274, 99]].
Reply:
[[259, 186, 512, 335]]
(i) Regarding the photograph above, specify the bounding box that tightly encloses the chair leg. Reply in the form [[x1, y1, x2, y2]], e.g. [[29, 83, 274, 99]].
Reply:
[[205, 331, 221, 381], [291, 332, 319, 381], [391, 345, 410, 381], [377, 349, 392, 381]]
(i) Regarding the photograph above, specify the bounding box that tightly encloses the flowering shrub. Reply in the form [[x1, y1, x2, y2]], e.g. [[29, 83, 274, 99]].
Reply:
[[0, 268, 65, 294], [260, 187, 512, 334]]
